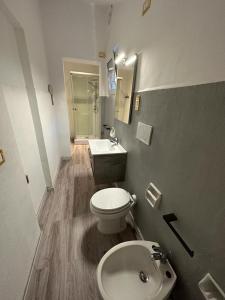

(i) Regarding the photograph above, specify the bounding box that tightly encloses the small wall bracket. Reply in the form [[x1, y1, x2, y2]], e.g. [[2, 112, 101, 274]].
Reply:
[[0, 149, 5, 166]]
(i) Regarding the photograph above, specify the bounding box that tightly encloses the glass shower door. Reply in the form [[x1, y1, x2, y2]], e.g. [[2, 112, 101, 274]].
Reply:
[[71, 74, 99, 139]]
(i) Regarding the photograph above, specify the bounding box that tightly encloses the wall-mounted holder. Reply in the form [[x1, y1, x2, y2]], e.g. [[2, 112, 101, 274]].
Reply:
[[135, 95, 141, 111], [48, 84, 54, 105], [163, 213, 194, 257], [145, 182, 162, 208], [136, 122, 153, 145], [0, 149, 5, 166], [199, 273, 225, 300]]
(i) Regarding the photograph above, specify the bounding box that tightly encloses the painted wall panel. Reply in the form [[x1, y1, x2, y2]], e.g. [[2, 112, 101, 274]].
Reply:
[[115, 81, 225, 299]]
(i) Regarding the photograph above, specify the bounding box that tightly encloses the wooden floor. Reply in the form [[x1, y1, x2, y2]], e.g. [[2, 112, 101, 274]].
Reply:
[[26, 145, 136, 300]]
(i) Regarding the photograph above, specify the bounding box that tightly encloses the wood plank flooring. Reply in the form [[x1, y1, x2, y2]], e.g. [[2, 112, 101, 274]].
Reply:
[[26, 145, 136, 300]]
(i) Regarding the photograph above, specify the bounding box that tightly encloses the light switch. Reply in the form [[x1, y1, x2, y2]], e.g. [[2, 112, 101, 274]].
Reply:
[[0, 149, 5, 166]]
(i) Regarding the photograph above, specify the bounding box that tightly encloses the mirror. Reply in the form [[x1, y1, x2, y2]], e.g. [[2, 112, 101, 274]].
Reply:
[[114, 55, 137, 124], [107, 58, 117, 96]]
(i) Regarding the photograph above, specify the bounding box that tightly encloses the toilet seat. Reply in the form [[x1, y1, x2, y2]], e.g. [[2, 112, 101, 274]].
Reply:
[[91, 188, 131, 214]]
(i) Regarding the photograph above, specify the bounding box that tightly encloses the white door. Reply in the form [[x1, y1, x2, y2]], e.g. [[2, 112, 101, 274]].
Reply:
[[0, 90, 40, 300]]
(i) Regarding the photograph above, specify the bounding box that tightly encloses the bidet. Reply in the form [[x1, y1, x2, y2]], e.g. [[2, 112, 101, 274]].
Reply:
[[97, 240, 177, 300]]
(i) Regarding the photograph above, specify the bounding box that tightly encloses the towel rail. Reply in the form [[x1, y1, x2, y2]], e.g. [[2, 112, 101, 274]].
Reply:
[[163, 213, 194, 257]]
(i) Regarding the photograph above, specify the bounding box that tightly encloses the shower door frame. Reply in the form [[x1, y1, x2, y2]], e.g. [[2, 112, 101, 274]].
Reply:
[[71, 72, 101, 140]]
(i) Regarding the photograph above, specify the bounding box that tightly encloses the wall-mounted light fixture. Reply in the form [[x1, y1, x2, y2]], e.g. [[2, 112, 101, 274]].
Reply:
[[115, 52, 126, 65], [115, 52, 137, 66], [48, 84, 54, 106], [125, 54, 137, 66]]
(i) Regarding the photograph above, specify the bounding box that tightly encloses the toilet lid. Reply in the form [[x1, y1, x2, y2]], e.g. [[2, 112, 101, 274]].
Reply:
[[91, 188, 130, 212]]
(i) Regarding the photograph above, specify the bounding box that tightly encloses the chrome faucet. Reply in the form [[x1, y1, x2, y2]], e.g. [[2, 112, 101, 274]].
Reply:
[[109, 127, 118, 145], [151, 245, 167, 264], [110, 137, 119, 145]]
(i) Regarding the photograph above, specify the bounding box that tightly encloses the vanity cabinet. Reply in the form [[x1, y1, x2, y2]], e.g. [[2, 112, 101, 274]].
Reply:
[[88, 150, 127, 184]]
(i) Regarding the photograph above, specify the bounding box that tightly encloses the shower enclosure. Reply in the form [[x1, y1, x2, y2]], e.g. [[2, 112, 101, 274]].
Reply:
[[71, 73, 100, 140]]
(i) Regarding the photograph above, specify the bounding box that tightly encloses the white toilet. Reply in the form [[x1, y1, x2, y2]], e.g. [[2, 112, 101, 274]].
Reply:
[[90, 188, 136, 234]]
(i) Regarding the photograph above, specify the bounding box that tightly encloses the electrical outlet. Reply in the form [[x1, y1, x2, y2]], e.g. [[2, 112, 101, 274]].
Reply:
[[142, 0, 151, 16]]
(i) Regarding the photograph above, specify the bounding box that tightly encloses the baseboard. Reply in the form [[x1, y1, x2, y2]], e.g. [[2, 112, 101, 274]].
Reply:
[[37, 188, 49, 219], [52, 158, 63, 189], [61, 156, 72, 160], [23, 230, 43, 300], [127, 211, 144, 241], [24, 156, 71, 298], [74, 139, 89, 145]]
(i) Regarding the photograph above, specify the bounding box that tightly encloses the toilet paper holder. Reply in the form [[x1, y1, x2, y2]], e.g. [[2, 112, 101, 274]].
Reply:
[[145, 182, 162, 208]]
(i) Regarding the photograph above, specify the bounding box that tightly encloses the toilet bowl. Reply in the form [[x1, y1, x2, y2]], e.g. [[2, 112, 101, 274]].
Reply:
[[90, 188, 136, 234]]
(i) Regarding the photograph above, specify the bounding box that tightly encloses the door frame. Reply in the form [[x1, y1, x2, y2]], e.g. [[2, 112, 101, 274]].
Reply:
[[70, 72, 100, 139], [63, 57, 102, 141]]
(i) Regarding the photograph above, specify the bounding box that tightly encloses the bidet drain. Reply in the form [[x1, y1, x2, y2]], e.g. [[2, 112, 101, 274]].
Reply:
[[139, 271, 149, 283]]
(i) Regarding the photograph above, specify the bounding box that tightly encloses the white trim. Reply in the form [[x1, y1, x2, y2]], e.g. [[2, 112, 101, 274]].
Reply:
[[136, 79, 225, 93], [52, 158, 62, 189], [23, 231, 43, 300], [70, 71, 99, 76], [37, 188, 49, 218], [63, 57, 100, 66], [61, 156, 72, 161], [74, 139, 89, 145], [128, 211, 144, 240]]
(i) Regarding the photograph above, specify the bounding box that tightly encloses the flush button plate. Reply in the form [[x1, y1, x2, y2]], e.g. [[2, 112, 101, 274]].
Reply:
[[136, 122, 153, 145], [0, 149, 5, 166]]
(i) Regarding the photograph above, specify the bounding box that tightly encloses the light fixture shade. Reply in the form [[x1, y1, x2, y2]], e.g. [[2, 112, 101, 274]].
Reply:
[[125, 54, 137, 66], [115, 52, 126, 65]]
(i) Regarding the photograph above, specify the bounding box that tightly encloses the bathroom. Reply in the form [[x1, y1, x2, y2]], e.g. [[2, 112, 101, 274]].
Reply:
[[0, 0, 225, 299]]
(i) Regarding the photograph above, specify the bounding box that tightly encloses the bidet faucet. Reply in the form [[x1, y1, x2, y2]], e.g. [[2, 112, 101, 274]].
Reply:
[[151, 245, 167, 264]]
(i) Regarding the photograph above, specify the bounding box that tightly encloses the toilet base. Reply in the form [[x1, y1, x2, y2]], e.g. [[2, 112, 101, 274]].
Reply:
[[97, 217, 127, 234]]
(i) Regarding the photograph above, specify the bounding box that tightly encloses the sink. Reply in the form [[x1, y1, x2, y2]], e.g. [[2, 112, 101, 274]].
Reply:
[[88, 139, 127, 184], [97, 240, 177, 300], [89, 139, 127, 155]]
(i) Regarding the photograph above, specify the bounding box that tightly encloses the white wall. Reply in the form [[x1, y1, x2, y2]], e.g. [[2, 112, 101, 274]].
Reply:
[[3, 0, 61, 183], [94, 4, 110, 97], [40, 0, 97, 156], [0, 8, 46, 213], [0, 87, 40, 300], [107, 0, 225, 91]]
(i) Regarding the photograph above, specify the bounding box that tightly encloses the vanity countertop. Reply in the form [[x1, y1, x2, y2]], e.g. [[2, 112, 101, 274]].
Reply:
[[89, 139, 127, 156]]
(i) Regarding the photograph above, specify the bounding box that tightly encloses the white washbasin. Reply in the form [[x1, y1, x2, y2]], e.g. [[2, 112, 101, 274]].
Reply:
[[89, 139, 127, 155], [97, 241, 177, 300]]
